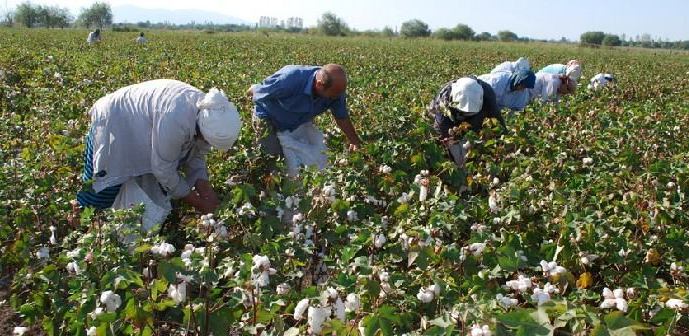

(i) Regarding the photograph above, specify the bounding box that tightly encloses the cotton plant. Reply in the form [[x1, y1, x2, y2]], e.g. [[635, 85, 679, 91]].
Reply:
[[150, 241, 176, 257], [495, 293, 519, 309], [540, 260, 567, 277], [469, 324, 492, 336], [99, 290, 122, 312]]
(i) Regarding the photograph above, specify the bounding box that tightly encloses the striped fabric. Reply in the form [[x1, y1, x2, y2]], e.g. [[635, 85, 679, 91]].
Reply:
[[76, 131, 122, 209]]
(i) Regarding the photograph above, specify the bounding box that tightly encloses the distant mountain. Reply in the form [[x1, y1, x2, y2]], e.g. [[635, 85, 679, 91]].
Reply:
[[112, 5, 252, 25]]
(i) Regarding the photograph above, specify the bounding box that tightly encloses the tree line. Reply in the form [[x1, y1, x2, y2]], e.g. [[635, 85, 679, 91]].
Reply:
[[3, 4, 688, 51], [3, 2, 111, 29]]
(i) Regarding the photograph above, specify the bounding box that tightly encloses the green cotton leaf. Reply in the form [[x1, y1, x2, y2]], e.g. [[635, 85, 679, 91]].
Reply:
[[362, 315, 380, 336], [497, 309, 552, 336], [157, 258, 186, 283], [340, 244, 362, 264], [649, 308, 675, 323]]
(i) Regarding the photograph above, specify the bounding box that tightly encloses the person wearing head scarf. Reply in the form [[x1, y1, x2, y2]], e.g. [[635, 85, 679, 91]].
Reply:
[[427, 76, 505, 167], [87, 28, 101, 45], [588, 73, 615, 90], [76, 79, 242, 216], [529, 72, 577, 103], [136, 32, 148, 44], [540, 60, 582, 82], [478, 69, 536, 112], [490, 57, 531, 74]]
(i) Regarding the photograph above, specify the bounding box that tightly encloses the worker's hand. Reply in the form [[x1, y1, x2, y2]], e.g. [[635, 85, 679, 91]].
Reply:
[[245, 85, 255, 97], [348, 142, 361, 152], [194, 180, 219, 212], [197, 197, 220, 214]]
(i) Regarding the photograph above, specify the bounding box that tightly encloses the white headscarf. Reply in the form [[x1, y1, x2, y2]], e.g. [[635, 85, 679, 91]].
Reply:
[[565, 60, 582, 81], [197, 88, 242, 151]]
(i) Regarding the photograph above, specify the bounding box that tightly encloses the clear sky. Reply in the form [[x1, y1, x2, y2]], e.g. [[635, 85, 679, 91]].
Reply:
[[3, 0, 688, 41]]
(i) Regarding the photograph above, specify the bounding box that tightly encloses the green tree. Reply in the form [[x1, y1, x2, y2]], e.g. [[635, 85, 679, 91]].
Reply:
[[476, 32, 493, 41], [452, 23, 475, 40], [580, 31, 606, 45], [602, 34, 621, 46], [497, 30, 518, 42], [14, 2, 37, 28], [432, 28, 455, 41], [77, 2, 112, 28], [381, 26, 396, 37], [317, 12, 348, 36], [400, 19, 430, 38]]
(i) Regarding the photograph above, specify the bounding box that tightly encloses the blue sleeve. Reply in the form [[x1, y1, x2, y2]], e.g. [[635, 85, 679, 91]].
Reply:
[[331, 94, 349, 119], [253, 71, 291, 103]]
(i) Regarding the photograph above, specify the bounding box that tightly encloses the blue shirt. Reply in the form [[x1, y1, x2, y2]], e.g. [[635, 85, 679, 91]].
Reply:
[[253, 65, 348, 132], [540, 64, 567, 76], [478, 72, 530, 112]]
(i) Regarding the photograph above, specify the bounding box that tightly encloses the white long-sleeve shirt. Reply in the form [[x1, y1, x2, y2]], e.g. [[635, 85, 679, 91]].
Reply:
[[89, 79, 210, 199], [530, 73, 563, 103]]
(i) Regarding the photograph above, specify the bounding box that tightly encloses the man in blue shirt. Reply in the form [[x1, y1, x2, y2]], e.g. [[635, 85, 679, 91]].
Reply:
[[247, 64, 362, 156]]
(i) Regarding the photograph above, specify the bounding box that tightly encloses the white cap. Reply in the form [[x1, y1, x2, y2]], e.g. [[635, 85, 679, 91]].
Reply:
[[450, 78, 483, 114], [197, 88, 242, 151]]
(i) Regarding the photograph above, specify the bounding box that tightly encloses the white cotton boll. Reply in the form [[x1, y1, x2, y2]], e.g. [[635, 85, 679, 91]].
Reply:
[[100, 290, 122, 312], [600, 299, 617, 309], [378, 165, 392, 174], [66, 261, 80, 274], [13, 327, 29, 336], [36, 246, 49, 260], [321, 287, 338, 304], [531, 288, 551, 305], [616, 298, 629, 312], [345, 293, 360, 312], [307, 306, 330, 334], [168, 282, 187, 304], [419, 185, 428, 202], [88, 307, 104, 320], [618, 248, 630, 257], [294, 298, 309, 320], [333, 297, 346, 321], [505, 275, 533, 292], [322, 185, 337, 202], [613, 288, 624, 299], [276, 283, 291, 295], [543, 283, 559, 295], [151, 242, 176, 257], [429, 284, 440, 296], [237, 202, 256, 217], [347, 209, 358, 222], [374, 233, 387, 248], [470, 324, 491, 336], [378, 270, 390, 283], [86, 326, 97, 336], [66, 248, 80, 259], [292, 213, 304, 223], [665, 299, 688, 310], [496, 294, 519, 308], [489, 193, 499, 213], [416, 287, 435, 303], [463, 142, 471, 151], [468, 242, 487, 256], [582, 157, 593, 165], [397, 192, 411, 204]]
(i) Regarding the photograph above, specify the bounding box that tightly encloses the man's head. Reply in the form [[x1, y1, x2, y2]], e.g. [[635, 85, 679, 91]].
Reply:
[[140, 32, 144, 37], [313, 64, 347, 99]]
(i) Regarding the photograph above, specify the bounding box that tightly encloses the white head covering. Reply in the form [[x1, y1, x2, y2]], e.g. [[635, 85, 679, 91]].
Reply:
[[450, 78, 484, 114], [197, 88, 242, 151], [565, 60, 582, 81]]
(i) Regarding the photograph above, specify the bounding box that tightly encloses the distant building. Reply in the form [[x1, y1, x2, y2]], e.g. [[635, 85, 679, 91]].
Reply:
[[259, 16, 278, 28], [286, 17, 303, 30]]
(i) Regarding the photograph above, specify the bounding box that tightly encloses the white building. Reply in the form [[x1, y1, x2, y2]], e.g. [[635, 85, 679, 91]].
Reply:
[[259, 16, 278, 28], [286, 17, 303, 29]]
